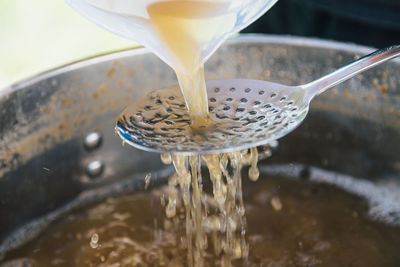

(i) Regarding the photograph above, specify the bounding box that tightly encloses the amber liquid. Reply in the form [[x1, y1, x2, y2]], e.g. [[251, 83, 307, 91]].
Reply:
[[148, 2, 259, 266], [159, 149, 259, 267], [147, 0, 235, 121], [4, 173, 400, 266]]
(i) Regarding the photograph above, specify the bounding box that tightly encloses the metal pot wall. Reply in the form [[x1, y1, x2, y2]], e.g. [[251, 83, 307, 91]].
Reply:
[[0, 35, 399, 259]]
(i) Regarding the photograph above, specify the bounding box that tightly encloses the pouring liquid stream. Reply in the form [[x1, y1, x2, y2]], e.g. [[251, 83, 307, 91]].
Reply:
[[148, 0, 236, 123], [146, 2, 264, 265], [153, 4, 262, 256]]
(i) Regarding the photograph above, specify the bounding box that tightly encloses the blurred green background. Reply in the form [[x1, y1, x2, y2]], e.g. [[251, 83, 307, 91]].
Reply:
[[0, 0, 136, 89]]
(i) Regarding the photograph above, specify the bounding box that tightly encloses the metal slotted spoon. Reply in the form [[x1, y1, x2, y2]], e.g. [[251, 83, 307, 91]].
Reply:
[[116, 45, 400, 155]]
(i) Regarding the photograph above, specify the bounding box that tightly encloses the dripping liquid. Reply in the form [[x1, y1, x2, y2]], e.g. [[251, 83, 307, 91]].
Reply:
[[161, 148, 259, 266], [148, 1, 261, 266]]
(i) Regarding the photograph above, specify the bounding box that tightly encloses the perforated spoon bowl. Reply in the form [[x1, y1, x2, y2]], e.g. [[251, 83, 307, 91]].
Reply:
[[116, 45, 400, 155]]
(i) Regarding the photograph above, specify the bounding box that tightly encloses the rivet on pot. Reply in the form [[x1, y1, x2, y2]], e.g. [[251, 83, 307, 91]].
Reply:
[[84, 132, 102, 151], [86, 160, 104, 178]]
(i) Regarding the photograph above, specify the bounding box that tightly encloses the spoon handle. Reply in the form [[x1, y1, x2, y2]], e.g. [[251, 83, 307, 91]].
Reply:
[[304, 45, 400, 100]]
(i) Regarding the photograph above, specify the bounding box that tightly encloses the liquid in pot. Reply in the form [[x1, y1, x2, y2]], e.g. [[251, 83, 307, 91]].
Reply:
[[3, 171, 400, 266]]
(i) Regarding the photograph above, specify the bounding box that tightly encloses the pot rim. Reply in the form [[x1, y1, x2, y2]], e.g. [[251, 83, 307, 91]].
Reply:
[[0, 34, 378, 97]]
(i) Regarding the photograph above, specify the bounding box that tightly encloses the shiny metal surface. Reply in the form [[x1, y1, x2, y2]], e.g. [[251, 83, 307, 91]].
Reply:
[[83, 132, 102, 151], [116, 45, 400, 154], [0, 35, 399, 260], [86, 160, 104, 178]]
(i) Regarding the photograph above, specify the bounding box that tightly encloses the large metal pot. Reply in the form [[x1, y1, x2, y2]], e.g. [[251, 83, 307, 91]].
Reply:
[[1, 35, 399, 260]]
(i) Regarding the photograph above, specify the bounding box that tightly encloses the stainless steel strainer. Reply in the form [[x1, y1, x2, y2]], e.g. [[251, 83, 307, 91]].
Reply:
[[116, 45, 400, 155]]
